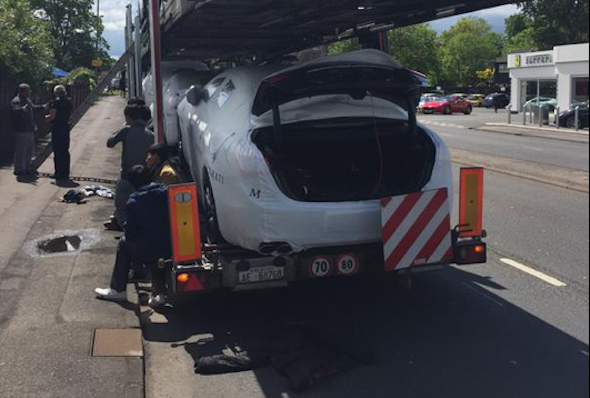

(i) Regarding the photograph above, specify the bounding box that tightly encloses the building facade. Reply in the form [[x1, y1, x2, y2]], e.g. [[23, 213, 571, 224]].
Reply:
[[508, 43, 589, 112]]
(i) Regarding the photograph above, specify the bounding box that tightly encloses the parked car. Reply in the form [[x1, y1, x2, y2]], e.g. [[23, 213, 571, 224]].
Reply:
[[419, 95, 473, 115], [469, 94, 486, 107], [484, 93, 510, 109], [451, 93, 470, 99], [558, 102, 589, 129], [177, 50, 453, 253], [523, 97, 558, 111]]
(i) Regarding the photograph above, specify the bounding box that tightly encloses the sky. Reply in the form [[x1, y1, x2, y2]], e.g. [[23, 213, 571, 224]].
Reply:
[[99, 2, 520, 58]]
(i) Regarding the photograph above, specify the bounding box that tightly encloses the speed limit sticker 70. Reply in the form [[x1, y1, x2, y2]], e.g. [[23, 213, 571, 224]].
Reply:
[[336, 254, 360, 276], [309, 256, 333, 278]]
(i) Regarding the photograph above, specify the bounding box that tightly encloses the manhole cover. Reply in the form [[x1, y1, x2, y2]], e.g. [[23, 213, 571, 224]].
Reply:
[[92, 329, 143, 357], [38, 235, 82, 254]]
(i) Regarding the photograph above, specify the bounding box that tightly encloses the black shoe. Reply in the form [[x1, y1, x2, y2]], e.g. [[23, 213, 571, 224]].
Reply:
[[56, 179, 80, 188]]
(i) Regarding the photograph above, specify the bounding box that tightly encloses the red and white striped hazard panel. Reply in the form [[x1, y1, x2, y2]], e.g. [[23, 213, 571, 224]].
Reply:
[[381, 188, 453, 271]]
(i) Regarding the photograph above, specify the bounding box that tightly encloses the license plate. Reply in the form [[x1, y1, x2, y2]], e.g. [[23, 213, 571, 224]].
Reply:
[[239, 266, 285, 284]]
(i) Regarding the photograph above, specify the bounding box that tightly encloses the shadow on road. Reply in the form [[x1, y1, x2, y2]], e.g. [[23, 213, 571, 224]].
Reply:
[[142, 268, 589, 398]]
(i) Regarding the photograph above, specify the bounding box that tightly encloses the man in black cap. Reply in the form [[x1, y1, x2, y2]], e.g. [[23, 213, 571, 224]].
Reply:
[[10, 83, 44, 179]]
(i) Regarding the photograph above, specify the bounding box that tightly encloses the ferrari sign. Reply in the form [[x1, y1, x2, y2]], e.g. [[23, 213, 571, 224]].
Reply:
[[92, 59, 104, 68]]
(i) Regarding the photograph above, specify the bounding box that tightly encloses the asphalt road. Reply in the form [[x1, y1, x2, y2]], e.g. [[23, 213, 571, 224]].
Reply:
[[143, 108, 589, 398], [144, 166, 589, 398], [418, 108, 590, 171]]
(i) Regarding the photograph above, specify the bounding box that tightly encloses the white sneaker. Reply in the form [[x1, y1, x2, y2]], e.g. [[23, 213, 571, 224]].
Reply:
[[95, 288, 127, 302], [148, 293, 167, 309]]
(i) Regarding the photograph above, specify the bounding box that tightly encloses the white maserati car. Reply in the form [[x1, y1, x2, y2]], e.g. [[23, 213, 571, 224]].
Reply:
[[177, 50, 452, 255], [143, 60, 213, 146]]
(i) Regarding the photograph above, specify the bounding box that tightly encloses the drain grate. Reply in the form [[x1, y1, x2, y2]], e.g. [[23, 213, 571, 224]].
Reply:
[[38, 235, 82, 254]]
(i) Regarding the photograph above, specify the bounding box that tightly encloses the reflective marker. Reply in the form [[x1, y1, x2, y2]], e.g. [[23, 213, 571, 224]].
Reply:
[[168, 184, 203, 263], [459, 167, 484, 238]]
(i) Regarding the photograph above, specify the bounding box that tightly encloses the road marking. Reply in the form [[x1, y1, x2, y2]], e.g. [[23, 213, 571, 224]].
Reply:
[[582, 350, 589, 357], [462, 283, 506, 308], [500, 258, 568, 287], [524, 146, 545, 152]]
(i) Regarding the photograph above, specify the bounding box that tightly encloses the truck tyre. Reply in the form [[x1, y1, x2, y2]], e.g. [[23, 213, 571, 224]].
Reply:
[[203, 175, 223, 244]]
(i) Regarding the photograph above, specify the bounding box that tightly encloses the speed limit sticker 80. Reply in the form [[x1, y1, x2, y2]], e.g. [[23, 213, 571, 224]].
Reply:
[[309, 256, 333, 278], [336, 254, 360, 276]]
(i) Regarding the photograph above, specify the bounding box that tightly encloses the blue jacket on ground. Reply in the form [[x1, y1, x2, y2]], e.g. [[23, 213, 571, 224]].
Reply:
[[126, 183, 172, 265]]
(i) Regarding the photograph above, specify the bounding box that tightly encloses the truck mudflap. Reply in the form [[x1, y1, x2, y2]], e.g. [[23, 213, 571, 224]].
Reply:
[[167, 168, 486, 295]]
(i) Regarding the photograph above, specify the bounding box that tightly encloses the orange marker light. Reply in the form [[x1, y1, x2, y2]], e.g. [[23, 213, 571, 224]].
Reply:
[[177, 273, 190, 283], [475, 245, 486, 254]]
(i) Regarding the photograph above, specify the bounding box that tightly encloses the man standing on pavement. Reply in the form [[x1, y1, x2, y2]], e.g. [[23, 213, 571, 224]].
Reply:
[[45, 85, 73, 182], [10, 83, 43, 180], [105, 104, 154, 231]]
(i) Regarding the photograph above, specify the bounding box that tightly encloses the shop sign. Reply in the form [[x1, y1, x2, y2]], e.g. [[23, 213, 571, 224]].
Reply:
[[525, 53, 553, 67]]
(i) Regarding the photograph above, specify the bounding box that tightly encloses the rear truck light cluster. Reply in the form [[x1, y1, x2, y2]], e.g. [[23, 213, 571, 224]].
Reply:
[[453, 240, 487, 265], [175, 271, 210, 293]]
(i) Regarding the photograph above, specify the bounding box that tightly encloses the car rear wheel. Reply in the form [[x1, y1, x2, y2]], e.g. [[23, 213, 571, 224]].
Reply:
[[443, 106, 452, 115], [566, 116, 582, 129], [464, 105, 473, 115]]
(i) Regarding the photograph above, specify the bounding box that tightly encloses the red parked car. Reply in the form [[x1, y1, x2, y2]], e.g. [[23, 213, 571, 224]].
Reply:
[[419, 96, 473, 115]]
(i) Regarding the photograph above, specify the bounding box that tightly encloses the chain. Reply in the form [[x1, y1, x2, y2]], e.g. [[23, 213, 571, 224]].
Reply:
[[37, 173, 117, 185]]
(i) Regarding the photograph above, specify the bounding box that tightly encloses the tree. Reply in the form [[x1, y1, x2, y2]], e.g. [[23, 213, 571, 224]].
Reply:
[[518, 0, 589, 49], [476, 67, 496, 87], [29, 0, 110, 71], [438, 18, 503, 87], [0, 0, 53, 80], [328, 38, 360, 56], [504, 14, 539, 54], [388, 24, 441, 85]]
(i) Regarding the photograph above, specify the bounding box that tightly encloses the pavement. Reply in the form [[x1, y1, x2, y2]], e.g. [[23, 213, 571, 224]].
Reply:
[[486, 122, 590, 136], [0, 96, 143, 398]]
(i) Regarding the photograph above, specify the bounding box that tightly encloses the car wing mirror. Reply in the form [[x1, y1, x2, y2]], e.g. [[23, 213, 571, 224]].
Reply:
[[186, 85, 205, 106]]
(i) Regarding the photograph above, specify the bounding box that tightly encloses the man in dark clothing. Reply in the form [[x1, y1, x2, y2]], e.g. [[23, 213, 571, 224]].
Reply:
[[105, 104, 154, 231], [10, 83, 44, 177], [45, 85, 73, 181], [119, 71, 127, 98], [95, 166, 172, 305]]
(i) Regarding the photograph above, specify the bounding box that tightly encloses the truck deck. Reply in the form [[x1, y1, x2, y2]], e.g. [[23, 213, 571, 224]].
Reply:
[[144, 0, 514, 61]]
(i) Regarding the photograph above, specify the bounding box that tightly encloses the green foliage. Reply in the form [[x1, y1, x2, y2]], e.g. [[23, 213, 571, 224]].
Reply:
[[388, 24, 441, 85], [29, 0, 110, 71], [476, 67, 496, 87], [0, 0, 54, 81], [45, 67, 97, 90], [505, 28, 538, 54], [438, 18, 503, 86], [328, 39, 360, 55], [518, 0, 589, 49]]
